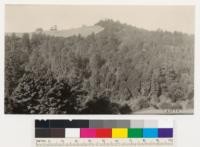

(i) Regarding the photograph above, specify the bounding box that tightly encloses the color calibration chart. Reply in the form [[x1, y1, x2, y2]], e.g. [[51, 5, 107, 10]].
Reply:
[[35, 119, 174, 147]]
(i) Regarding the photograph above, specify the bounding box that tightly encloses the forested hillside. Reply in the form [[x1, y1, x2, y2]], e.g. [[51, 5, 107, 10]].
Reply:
[[5, 19, 194, 114]]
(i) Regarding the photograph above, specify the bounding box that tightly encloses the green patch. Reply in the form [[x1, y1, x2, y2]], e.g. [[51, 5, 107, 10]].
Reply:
[[128, 128, 143, 138]]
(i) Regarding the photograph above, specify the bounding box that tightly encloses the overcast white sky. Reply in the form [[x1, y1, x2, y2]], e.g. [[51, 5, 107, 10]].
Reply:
[[5, 5, 194, 34]]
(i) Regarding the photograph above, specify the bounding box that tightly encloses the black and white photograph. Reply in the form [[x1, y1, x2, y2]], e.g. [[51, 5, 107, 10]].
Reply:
[[5, 5, 194, 114]]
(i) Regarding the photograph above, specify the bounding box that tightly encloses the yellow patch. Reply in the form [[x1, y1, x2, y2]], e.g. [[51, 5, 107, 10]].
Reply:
[[112, 128, 128, 138]]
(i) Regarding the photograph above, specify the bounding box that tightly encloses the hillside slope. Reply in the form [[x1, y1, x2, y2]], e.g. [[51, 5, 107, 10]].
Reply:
[[5, 19, 194, 114], [6, 25, 104, 38]]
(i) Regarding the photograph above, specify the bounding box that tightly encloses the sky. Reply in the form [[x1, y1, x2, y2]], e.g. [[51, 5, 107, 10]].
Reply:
[[5, 5, 195, 34]]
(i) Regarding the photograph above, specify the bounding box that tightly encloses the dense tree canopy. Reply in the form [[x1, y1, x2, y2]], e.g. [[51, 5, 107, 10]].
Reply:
[[5, 19, 194, 114]]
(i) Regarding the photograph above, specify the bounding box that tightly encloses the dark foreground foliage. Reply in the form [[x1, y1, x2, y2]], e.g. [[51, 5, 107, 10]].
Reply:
[[5, 19, 194, 114]]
